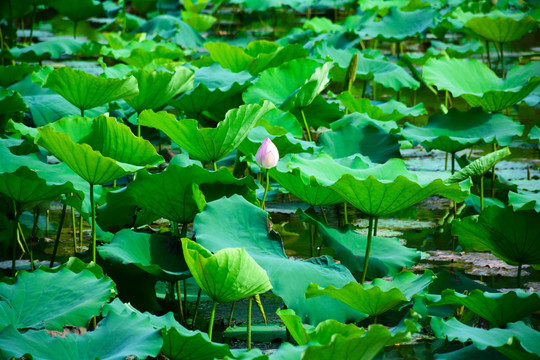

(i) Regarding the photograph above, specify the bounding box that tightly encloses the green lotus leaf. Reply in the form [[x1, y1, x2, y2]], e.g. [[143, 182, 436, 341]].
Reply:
[[315, 45, 420, 91], [139, 101, 274, 163], [276, 308, 364, 346], [303, 16, 344, 33], [169, 63, 252, 116], [120, 47, 185, 70], [431, 289, 540, 328], [127, 163, 257, 224], [36, 115, 163, 185], [287, 154, 469, 216], [423, 58, 540, 111], [7, 38, 84, 62], [254, 107, 304, 137], [124, 66, 194, 113], [453, 9, 539, 43], [50, 0, 104, 22], [205, 40, 308, 75], [360, 7, 437, 41], [243, 58, 331, 110], [359, 0, 408, 12], [181, 238, 272, 303], [337, 91, 426, 121], [452, 206, 540, 267], [0, 88, 27, 114], [330, 112, 401, 134], [0, 64, 38, 87], [445, 147, 511, 183], [101, 36, 183, 62], [135, 15, 204, 49], [529, 125, 540, 146], [306, 270, 434, 316], [0, 267, 114, 332], [402, 109, 523, 153], [318, 121, 401, 163], [431, 317, 540, 359], [98, 229, 190, 281], [102, 297, 236, 360], [0, 311, 162, 360], [194, 195, 366, 324], [508, 191, 540, 212], [427, 39, 485, 58], [303, 211, 421, 279], [43, 67, 139, 113]]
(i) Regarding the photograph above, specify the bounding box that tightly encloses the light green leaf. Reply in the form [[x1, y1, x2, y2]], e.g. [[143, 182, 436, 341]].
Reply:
[[445, 147, 511, 183]]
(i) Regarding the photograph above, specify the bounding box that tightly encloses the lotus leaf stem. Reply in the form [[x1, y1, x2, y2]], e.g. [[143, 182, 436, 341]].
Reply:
[[11, 201, 20, 275], [18, 223, 34, 271], [373, 217, 378, 237], [31, 207, 39, 238], [46, 209, 50, 237], [343, 202, 348, 225], [361, 215, 375, 284], [73, 20, 78, 39], [50, 202, 67, 267], [445, 152, 448, 171], [485, 40, 491, 69], [261, 170, 270, 210], [300, 109, 312, 142], [491, 143, 497, 198], [71, 205, 77, 254], [309, 223, 314, 258], [228, 301, 236, 328], [183, 279, 188, 320], [212, 161, 217, 171], [90, 183, 96, 263], [181, 222, 188, 238], [193, 288, 202, 329], [451, 152, 455, 174], [208, 301, 217, 341], [320, 206, 328, 225], [176, 281, 185, 324], [517, 263, 522, 288], [247, 296, 253, 350], [79, 214, 83, 251], [480, 176, 484, 211], [81, 108, 84, 117], [500, 43, 505, 78]]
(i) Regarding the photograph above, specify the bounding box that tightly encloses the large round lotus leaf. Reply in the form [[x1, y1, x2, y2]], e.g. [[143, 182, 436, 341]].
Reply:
[[270, 153, 373, 207], [402, 108, 523, 153], [452, 206, 540, 267], [431, 317, 540, 359], [169, 63, 253, 116], [98, 229, 190, 281], [127, 163, 257, 224], [315, 45, 420, 91], [453, 9, 539, 43], [139, 101, 274, 163], [205, 40, 308, 75], [0, 312, 162, 360], [242, 58, 331, 110], [7, 38, 84, 63], [124, 67, 194, 113], [337, 91, 426, 121], [360, 7, 437, 41], [431, 289, 540, 328], [445, 147, 511, 183], [181, 238, 272, 303], [318, 121, 401, 163], [43, 67, 139, 113], [508, 191, 540, 212], [423, 58, 540, 112], [194, 195, 366, 324], [0, 145, 85, 205], [306, 270, 434, 316], [303, 211, 421, 279], [0, 267, 113, 332], [283, 154, 469, 216], [36, 115, 163, 185]]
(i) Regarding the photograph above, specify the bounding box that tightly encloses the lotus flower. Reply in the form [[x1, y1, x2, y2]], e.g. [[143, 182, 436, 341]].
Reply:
[[255, 138, 279, 169]]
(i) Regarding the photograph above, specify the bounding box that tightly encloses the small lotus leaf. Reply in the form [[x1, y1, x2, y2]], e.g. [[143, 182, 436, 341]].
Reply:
[[445, 147, 511, 183], [0, 267, 113, 332], [125, 66, 194, 113], [452, 206, 540, 267], [338, 92, 426, 121], [0, 312, 162, 360], [43, 67, 139, 113], [402, 109, 523, 153], [360, 7, 437, 41], [431, 289, 540, 327], [181, 238, 272, 303], [139, 101, 274, 163], [36, 115, 163, 185], [423, 58, 540, 111], [135, 15, 204, 48]]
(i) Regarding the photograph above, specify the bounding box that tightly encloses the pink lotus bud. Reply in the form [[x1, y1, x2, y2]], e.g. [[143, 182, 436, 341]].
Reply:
[[255, 138, 279, 169]]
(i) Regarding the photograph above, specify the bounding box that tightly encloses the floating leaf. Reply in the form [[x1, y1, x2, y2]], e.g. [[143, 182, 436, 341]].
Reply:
[[43, 67, 138, 114], [139, 101, 274, 163], [181, 238, 272, 303], [402, 109, 522, 153], [0, 267, 113, 332], [423, 58, 540, 112]]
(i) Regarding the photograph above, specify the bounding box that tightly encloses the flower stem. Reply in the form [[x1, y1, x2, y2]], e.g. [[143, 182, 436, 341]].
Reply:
[[261, 170, 270, 210], [361, 215, 375, 284], [300, 108, 312, 142], [208, 301, 217, 341]]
